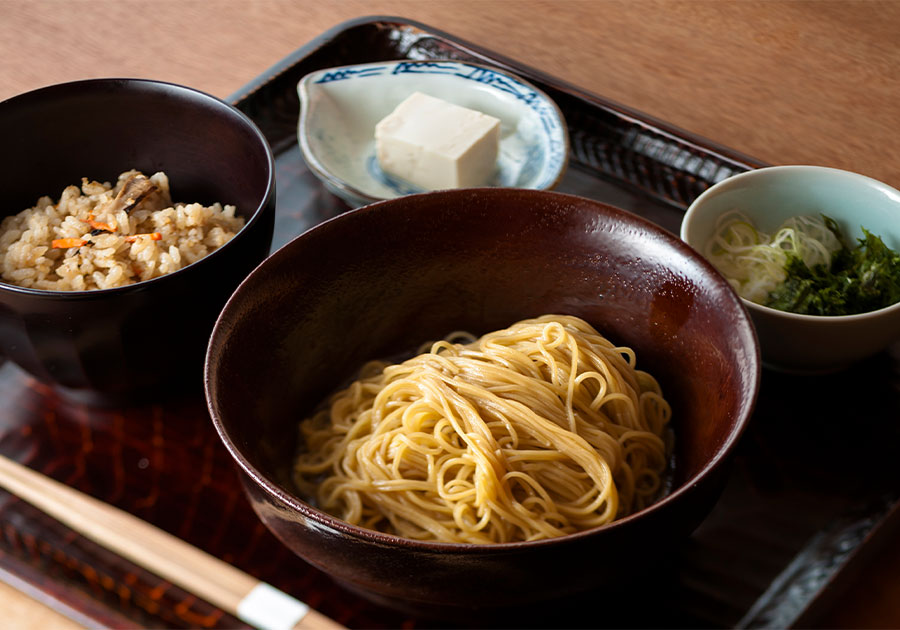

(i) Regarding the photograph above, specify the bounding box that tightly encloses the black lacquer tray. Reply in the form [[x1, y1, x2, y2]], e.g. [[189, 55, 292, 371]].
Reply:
[[1, 16, 899, 629]]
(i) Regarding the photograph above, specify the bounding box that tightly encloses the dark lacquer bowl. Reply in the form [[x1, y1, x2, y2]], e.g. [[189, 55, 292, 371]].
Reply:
[[205, 188, 759, 618], [0, 78, 275, 404]]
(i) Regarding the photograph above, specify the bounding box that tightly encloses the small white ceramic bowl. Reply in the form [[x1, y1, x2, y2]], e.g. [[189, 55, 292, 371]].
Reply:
[[681, 165, 900, 373], [297, 60, 569, 207]]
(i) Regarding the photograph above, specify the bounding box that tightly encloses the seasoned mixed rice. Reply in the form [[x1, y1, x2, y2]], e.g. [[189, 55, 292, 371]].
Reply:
[[0, 170, 244, 290]]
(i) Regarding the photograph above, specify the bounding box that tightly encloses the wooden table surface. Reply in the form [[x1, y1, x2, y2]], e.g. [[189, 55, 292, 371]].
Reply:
[[1, 1, 898, 628]]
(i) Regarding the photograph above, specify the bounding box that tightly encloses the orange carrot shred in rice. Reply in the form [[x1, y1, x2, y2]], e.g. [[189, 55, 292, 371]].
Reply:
[[51, 238, 88, 249], [124, 232, 162, 243], [88, 219, 115, 232]]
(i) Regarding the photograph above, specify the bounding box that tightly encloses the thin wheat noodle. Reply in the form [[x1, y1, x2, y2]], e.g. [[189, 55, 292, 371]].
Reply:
[[293, 314, 672, 544]]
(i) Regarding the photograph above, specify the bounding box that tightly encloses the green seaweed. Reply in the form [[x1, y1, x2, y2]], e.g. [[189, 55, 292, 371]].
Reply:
[[765, 217, 900, 316]]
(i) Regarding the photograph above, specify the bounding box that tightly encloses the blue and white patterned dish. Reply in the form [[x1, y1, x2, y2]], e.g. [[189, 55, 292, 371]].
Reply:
[[297, 60, 569, 207]]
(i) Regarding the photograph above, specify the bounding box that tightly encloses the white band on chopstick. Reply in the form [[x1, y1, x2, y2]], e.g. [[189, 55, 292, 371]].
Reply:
[[237, 582, 310, 630]]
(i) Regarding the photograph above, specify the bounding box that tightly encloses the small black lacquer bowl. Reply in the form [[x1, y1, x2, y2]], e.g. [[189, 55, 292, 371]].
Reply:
[[205, 188, 760, 619], [0, 79, 275, 404]]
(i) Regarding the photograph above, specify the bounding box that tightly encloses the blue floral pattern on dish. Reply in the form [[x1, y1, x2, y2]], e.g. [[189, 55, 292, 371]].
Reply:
[[315, 66, 388, 83]]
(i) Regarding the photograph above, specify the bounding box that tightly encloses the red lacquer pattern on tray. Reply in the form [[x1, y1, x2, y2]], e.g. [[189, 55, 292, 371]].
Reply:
[[0, 361, 412, 629]]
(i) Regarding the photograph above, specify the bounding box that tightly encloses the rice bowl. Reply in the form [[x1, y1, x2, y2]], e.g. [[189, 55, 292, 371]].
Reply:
[[0, 77, 276, 400]]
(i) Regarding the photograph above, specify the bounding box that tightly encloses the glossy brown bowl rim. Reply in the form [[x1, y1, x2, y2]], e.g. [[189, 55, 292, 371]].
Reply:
[[0, 77, 276, 299], [205, 188, 761, 553]]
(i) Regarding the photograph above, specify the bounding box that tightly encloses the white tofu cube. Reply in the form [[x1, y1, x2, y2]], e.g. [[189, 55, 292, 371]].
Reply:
[[375, 92, 501, 190]]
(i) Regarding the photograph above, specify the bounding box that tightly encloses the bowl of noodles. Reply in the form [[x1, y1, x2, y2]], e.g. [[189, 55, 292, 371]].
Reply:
[[205, 188, 760, 617]]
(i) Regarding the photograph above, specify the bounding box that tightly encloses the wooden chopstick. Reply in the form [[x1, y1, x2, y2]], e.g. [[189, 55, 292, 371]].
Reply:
[[0, 454, 344, 630]]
